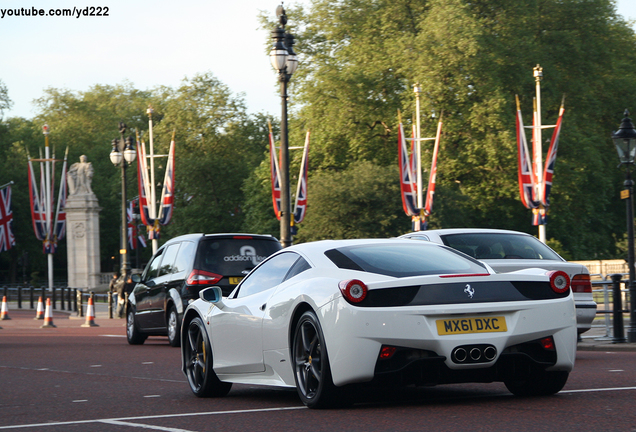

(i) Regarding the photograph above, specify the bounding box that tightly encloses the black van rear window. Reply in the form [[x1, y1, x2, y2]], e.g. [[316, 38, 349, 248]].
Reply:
[[195, 238, 282, 275]]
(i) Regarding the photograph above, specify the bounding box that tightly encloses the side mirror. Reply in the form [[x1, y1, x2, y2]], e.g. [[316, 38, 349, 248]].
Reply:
[[199, 286, 224, 307], [131, 274, 141, 283]]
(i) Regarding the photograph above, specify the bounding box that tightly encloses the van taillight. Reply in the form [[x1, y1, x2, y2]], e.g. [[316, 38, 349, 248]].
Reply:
[[186, 269, 222, 286], [571, 274, 592, 293]]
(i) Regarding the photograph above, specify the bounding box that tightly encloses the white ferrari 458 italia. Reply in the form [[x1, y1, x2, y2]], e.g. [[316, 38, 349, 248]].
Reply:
[[180, 239, 577, 408]]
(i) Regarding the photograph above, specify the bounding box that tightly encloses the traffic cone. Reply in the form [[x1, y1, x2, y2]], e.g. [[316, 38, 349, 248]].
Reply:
[[34, 296, 44, 320], [81, 296, 99, 327], [0, 296, 10, 320], [40, 298, 56, 328]]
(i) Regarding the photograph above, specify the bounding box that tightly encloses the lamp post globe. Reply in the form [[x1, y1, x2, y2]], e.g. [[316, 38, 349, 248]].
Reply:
[[612, 110, 636, 343]]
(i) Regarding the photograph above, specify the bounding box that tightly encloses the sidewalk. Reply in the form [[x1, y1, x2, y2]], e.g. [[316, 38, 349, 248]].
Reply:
[[577, 323, 636, 351]]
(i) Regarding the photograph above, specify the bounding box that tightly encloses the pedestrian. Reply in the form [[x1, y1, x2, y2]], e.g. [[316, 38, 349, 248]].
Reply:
[[113, 275, 126, 318], [108, 273, 118, 305]]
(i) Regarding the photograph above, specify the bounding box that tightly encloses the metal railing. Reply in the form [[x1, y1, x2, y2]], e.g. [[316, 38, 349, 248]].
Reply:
[[591, 274, 631, 340], [0, 285, 113, 317]]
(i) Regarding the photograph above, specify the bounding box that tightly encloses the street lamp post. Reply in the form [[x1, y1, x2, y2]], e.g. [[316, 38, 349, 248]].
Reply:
[[612, 109, 636, 343], [270, 4, 298, 248], [110, 122, 137, 278]]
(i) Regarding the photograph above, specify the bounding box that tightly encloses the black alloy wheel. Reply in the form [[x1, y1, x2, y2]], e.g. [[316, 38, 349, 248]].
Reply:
[[292, 310, 347, 408], [167, 305, 181, 347], [184, 316, 232, 397], [126, 308, 147, 345]]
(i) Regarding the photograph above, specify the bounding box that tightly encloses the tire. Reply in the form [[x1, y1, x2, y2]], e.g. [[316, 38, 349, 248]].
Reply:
[[167, 305, 181, 347], [184, 316, 232, 398], [292, 310, 349, 408], [505, 370, 569, 397], [126, 308, 147, 345]]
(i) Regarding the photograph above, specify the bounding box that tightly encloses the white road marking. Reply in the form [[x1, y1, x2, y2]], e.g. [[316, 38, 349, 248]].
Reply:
[[143, 395, 161, 398], [100, 420, 197, 432], [2, 386, 636, 430], [100, 334, 127, 337], [560, 386, 636, 394], [0, 406, 307, 429]]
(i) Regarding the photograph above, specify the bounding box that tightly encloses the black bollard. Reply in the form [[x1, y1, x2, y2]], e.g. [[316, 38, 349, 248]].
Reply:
[[17, 286, 22, 309], [610, 274, 626, 343], [108, 291, 113, 319], [29, 286, 34, 309]]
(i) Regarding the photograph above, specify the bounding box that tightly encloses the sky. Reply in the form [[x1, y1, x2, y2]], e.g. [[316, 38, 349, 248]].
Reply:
[[1, 0, 635, 121]]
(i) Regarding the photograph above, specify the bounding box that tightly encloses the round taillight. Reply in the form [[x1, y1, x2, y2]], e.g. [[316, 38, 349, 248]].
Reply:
[[338, 279, 368, 304], [548, 270, 570, 294]]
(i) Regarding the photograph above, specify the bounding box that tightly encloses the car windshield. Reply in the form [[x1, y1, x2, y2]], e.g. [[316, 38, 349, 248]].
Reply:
[[195, 238, 282, 275], [440, 233, 562, 261], [325, 243, 488, 278]]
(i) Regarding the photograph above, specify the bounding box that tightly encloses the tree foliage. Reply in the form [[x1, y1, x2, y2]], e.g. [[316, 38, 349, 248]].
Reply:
[[0, 73, 269, 282], [3, 0, 636, 284], [279, 0, 636, 259]]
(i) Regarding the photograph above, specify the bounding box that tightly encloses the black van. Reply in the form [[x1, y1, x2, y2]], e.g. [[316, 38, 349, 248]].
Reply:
[[127, 233, 282, 346]]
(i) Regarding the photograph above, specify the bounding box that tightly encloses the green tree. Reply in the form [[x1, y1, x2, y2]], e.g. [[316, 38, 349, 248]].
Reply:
[[294, 161, 406, 241], [0, 79, 13, 117], [268, 0, 636, 258], [150, 74, 272, 237]]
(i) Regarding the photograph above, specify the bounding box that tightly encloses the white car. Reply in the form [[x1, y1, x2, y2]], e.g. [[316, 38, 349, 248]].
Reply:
[[181, 239, 577, 408], [399, 229, 596, 335]]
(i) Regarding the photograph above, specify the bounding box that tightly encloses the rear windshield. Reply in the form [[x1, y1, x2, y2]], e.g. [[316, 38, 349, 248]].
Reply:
[[325, 243, 487, 278], [440, 233, 562, 261], [195, 238, 282, 276]]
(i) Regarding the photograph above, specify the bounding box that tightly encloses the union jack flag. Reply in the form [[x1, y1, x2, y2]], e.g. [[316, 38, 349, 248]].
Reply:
[[398, 121, 419, 217], [0, 184, 15, 253], [269, 122, 282, 220], [293, 131, 310, 224], [136, 139, 155, 228], [515, 95, 539, 210], [542, 99, 565, 207], [28, 160, 47, 241], [424, 117, 443, 216], [515, 94, 564, 225], [127, 199, 147, 249], [158, 137, 175, 226], [52, 149, 68, 247]]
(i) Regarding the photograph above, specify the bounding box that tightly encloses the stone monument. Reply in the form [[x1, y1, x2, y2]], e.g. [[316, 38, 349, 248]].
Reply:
[[65, 155, 101, 289]]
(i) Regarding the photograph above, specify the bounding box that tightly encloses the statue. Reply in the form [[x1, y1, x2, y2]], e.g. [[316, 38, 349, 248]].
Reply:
[[67, 155, 94, 196]]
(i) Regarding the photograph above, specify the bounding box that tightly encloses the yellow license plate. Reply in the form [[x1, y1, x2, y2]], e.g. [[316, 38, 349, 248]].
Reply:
[[436, 316, 507, 335], [229, 276, 243, 285]]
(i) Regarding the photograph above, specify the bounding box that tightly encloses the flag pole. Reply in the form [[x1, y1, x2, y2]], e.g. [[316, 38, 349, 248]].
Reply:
[[533, 65, 546, 243], [43, 124, 54, 292], [147, 105, 158, 254], [414, 84, 423, 210]]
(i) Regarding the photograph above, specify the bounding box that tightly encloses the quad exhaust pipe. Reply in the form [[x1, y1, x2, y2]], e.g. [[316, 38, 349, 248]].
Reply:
[[451, 344, 497, 364]]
